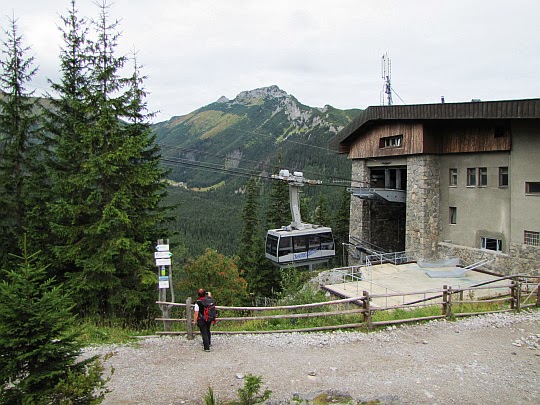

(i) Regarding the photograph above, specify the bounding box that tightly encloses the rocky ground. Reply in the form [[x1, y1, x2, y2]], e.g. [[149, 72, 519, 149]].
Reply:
[[85, 311, 540, 404]]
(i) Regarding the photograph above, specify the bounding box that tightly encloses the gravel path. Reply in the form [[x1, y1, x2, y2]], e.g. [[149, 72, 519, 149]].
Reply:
[[86, 311, 540, 404]]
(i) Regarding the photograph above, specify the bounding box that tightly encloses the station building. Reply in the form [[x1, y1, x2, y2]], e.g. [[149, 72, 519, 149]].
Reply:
[[330, 98, 540, 275]]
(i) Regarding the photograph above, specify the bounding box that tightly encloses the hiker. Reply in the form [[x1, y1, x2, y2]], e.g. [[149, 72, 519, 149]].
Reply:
[[193, 288, 215, 352]]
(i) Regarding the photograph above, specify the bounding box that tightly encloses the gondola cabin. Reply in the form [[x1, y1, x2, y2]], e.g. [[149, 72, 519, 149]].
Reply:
[[265, 226, 335, 267]]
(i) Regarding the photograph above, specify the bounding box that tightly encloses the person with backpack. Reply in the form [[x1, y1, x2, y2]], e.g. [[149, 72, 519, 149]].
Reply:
[[193, 288, 216, 352]]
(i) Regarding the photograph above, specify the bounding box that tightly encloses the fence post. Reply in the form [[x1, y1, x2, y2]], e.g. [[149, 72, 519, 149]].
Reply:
[[445, 286, 453, 320], [442, 285, 448, 316], [510, 280, 516, 310], [186, 297, 194, 340], [515, 279, 521, 312], [362, 290, 372, 330]]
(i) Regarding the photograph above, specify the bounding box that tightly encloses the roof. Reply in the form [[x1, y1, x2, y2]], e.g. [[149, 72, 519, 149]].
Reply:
[[330, 98, 540, 153]]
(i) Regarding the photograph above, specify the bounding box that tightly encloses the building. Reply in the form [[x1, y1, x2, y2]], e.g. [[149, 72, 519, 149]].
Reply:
[[330, 99, 540, 275]]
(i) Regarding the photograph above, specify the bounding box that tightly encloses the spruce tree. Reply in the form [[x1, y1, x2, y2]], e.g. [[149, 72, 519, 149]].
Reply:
[[266, 179, 290, 229], [239, 177, 281, 297], [45, 0, 92, 280], [0, 242, 108, 403], [0, 16, 43, 271], [48, 1, 169, 320], [312, 194, 330, 226], [333, 189, 351, 266]]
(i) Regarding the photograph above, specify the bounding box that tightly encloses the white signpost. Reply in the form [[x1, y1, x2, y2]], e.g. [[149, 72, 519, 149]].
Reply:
[[155, 258, 172, 266], [154, 251, 173, 259], [156, 239, 174, 332]]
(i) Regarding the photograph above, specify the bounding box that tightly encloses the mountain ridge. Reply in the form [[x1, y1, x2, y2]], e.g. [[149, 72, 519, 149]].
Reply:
[[153, 85, 361, 188]]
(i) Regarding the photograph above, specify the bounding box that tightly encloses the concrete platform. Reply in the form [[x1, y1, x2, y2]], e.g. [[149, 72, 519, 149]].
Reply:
[[323, 262, 508, 308]]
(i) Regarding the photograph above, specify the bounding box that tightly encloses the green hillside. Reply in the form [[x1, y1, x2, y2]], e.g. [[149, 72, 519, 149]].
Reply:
[[153, 85, 361, 257]]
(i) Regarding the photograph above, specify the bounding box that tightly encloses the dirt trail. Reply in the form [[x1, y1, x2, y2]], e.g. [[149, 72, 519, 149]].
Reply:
[[88, 312, 540, 404]]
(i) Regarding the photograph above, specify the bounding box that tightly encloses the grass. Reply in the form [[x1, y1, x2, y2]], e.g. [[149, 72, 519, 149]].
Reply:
[[75, 319, 157, 346], [76, 292, 528, 345]]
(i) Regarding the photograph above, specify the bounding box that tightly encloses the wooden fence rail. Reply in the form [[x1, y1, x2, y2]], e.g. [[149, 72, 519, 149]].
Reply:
[[155, 275, 540, 337]]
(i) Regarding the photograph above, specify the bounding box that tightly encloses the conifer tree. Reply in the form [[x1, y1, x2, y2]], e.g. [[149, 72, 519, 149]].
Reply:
[[300, 195, 311, 224], [266, 179, 290, 229], [47, 1, 169, 320], [238, 177, 260, 265], [312, 194, 330, 226], [0, 242, 109, 403], [239, 177, 281, 297], [42, 0, 92, 277], [0, 16, 44, 271], [333, 189, 351, 266]]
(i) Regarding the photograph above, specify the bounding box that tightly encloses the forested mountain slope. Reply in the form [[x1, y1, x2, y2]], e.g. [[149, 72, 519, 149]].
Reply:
[[152, 85, 361, 257]]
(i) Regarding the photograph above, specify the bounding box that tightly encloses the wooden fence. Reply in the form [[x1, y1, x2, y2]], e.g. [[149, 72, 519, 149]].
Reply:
[[155, 275, 540, 337]]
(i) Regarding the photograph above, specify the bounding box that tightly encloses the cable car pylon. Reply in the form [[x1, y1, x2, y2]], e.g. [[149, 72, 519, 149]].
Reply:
[[265, 169, 335, 268]]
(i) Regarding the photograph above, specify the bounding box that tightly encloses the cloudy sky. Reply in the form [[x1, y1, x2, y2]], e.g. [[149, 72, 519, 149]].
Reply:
[[3, 0, 539, 122]]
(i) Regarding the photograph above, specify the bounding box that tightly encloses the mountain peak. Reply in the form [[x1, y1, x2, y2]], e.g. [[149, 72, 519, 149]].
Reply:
[[233, 85, 288, 105]]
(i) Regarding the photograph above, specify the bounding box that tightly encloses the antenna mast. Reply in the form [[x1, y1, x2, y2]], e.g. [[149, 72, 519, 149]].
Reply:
[[381, 52, 393, 106]]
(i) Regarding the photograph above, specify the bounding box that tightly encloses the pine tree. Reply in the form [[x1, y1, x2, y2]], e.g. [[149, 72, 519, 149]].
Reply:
[[0, 15, 43, 271], [0, 241, 109, 403]]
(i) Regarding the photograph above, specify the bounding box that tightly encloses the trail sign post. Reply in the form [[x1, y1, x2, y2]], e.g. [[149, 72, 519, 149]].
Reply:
[[156, 239, 174, 331]]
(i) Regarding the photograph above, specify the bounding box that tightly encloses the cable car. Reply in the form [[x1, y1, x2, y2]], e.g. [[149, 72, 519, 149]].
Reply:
[[265, 169, 335, 267], [265, 225, 335, 267]]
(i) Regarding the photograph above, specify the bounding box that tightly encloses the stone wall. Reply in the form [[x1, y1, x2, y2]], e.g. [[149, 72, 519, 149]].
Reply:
[[406, 155, 440, 260], [438, 242, 540, 276], [350, 160, 370, 240]]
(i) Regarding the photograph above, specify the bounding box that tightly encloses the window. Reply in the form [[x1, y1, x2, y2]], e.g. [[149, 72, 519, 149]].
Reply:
[[481, 237, 503, 252], [449, 207, 457, 224], [479, 167, 487, 187], [524, 231, 539, 246], [499, 167, 508, 187], [525, 182, 540, 194], [379, 135, 403, 148], [292, 235, 306, 252], [467, 168, 476, 186], [449, 168, 457, 187], [278, 236, 292, 256]]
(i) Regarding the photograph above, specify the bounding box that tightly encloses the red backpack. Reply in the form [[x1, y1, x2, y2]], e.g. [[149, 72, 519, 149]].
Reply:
[[197, 296, 217, 323]]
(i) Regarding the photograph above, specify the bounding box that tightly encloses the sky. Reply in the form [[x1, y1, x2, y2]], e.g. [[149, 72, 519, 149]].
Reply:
[[3, 0, 540, 122]]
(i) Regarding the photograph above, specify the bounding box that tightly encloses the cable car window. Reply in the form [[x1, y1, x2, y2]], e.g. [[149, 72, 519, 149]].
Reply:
[[319, 232, 334, 250], [309, 235, 320, 249], [266, 234, 278, 256], [278, 236, 292, 256], [293, 235, 307, 252]]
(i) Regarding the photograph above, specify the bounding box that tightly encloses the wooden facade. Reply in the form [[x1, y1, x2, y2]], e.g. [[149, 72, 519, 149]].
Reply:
[[331, 98, 539, 155]]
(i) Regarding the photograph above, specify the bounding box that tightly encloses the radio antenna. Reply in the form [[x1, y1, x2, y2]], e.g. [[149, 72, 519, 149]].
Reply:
[[381, 52, 393, 106]]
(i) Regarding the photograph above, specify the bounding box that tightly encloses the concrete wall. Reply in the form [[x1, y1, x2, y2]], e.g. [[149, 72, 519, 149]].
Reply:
[[439, 152, 511, 251], [510, 121, 540, 244]]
